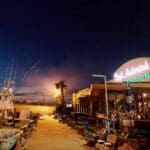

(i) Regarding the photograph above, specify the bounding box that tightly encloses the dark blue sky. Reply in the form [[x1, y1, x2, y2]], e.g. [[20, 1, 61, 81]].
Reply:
[[0, 0, 150, 90]]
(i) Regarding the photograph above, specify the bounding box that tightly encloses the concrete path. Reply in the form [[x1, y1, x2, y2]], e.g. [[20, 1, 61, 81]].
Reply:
[[27, 115, 91, 150]]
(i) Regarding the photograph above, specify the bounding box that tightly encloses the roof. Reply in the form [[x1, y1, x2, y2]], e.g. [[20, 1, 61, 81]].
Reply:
[[76, 88, 90, 99], [90, 83, 126, 91], [75, 82, 150, 100], [91, 82, 150, 92]]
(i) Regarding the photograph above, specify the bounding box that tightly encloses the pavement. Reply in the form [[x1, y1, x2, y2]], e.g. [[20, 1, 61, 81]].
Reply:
[[27, 115, 93, 150]]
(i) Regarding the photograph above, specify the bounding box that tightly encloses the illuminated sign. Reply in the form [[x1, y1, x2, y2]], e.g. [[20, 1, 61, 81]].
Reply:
[[128, 72, 150, 82], [113, 57, 150, 82], [66, 103, 72, 108]]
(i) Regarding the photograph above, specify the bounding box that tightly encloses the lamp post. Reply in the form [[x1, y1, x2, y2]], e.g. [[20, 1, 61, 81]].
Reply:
[[92, 74, 109, 129]]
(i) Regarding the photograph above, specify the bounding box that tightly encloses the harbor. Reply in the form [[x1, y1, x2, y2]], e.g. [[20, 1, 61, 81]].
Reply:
[[0, 57, 150, 149], [1, 1, 150, 149]]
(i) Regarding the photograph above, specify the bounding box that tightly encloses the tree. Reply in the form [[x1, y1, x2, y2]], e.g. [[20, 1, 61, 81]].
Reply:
[[55, 80, 67, 114]]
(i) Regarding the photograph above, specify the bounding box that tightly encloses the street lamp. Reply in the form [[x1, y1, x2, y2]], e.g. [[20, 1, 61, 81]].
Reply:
[[92, 74, 109, 129]]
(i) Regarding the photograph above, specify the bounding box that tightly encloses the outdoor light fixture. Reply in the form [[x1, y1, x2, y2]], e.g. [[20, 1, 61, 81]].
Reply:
[[143, 93, 147, 98], [92, 74, 109, 129]]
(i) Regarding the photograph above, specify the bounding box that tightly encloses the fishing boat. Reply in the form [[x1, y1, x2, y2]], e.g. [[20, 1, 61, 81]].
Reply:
[[0, 80, 15, 121]]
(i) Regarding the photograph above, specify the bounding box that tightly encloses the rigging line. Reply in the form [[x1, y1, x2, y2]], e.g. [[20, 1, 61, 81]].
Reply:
[[25, 68, 36, 82], [13, 59, 18, 81], [22, 61, 39, 83], [13, 65, 17, 82], [4, 63, 11, 82], [29, 68, 40, 82], [31, 61, 39, 69], [25, 67, 39, 83], [8, 58, 16, 81]]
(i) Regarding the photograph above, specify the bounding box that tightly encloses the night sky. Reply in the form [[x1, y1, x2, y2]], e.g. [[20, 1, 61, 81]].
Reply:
[[0, 1, 150, 93]]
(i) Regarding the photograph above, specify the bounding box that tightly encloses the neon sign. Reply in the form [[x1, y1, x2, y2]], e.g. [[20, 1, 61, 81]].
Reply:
[[113, 58, 150, 82], [127, 72, 150, 82]]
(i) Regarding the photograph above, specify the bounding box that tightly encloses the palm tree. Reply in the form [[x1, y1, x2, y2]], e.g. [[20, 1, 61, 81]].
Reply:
[[55, 80, 67, 114]]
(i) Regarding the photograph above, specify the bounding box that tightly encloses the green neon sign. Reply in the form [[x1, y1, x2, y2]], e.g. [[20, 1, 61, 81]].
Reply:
[[128, 72, 150, 82]]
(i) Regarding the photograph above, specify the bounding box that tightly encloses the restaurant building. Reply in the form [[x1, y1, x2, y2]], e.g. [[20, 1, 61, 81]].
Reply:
[[72, 57, 150, 120]]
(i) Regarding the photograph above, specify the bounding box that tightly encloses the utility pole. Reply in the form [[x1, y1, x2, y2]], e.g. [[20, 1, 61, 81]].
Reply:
[[92, 74, 109, 130]]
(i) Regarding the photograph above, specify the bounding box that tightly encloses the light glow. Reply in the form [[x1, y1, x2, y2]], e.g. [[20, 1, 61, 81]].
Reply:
[[143, 93, 147, 98]]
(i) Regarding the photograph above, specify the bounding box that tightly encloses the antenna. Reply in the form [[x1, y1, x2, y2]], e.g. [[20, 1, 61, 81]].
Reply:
[[8, 58, 16, 81], [4, 63, 11, 82], [13, 59, 18, 81]]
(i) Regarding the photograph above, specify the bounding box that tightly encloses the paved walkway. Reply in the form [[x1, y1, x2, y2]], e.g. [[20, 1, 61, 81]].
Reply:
[[27, 115, 91, 150]]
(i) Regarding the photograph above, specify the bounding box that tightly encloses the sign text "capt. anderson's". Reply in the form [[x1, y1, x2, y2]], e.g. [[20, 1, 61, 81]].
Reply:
[[114, 61, 150, 82]]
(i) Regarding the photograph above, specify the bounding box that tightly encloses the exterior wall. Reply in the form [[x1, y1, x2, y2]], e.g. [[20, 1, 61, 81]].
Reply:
[[72, 81, 150, 120], [72, 89, 90, 114], [14, 104, 55, 115], [72, 88, 106, 116]]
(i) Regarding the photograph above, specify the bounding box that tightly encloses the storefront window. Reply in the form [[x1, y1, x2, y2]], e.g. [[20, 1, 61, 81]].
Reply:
[[137, 93, 150, 119]]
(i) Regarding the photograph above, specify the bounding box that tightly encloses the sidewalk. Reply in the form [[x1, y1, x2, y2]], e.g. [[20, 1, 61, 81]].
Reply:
[[27, 115, 91, 150]]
